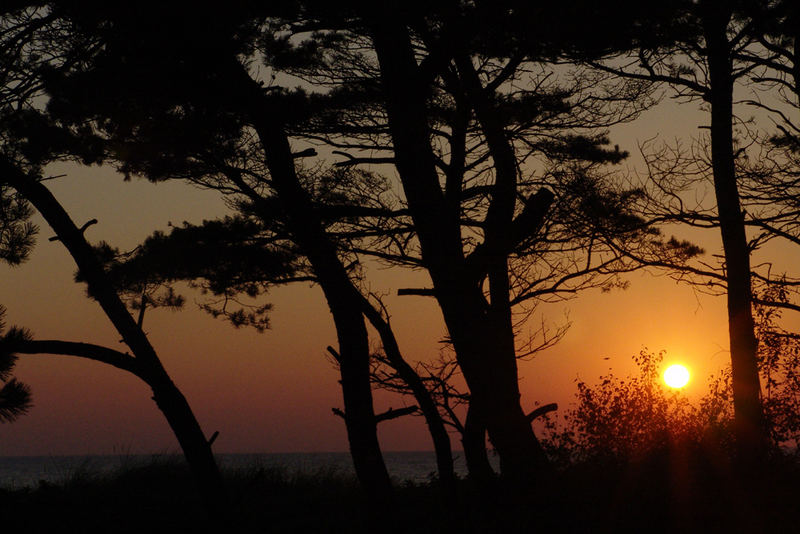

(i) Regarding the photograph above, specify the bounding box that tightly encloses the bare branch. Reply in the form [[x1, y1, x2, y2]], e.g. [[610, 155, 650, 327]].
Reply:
[[375, 405, 419, 423], [397, 287, 435, 297]]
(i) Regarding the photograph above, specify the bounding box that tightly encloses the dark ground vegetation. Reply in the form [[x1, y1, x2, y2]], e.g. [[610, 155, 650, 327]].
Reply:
[[1, 449, 799, 534]]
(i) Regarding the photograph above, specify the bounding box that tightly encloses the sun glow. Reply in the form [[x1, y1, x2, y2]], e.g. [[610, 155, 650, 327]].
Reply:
[[663, 364, 690, 388]]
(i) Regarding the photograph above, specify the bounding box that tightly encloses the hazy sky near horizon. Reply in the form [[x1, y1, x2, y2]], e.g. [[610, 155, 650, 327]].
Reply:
[[0, 90, 790, 457]]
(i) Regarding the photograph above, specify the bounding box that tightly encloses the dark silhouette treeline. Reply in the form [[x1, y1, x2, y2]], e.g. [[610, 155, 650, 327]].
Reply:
[[2, 0, 800, 531]]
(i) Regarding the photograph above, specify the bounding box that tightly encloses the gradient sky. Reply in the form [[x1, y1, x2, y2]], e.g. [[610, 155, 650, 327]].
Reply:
[[1, 92, 786, 457]]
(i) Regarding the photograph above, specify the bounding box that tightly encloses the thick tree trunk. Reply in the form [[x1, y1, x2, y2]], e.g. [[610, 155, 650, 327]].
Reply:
[[4, 162, 228, 518], [702, 5, 766, 465], [462, 404, 495, 485], [455, 321, 549, 485]]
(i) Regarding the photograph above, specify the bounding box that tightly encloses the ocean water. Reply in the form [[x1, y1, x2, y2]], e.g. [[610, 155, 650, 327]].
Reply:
[[0, 451, 484, 489]]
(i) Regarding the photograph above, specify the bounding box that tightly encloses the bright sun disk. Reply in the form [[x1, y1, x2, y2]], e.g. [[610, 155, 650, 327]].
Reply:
[[663, 364, 690, 388]]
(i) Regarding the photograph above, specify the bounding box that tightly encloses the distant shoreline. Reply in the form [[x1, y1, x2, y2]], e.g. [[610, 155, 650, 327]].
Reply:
[[0, 451, 487, 489]]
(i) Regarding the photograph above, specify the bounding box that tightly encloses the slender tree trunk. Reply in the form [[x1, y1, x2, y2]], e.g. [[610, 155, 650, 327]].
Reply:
[[263, 154, 393, 505], [333, 310, 393, 505], [3, 161, 228, 517], [702, 5, 766, 465], [233, 82, 393, 503], [361, 298, 457, 499]]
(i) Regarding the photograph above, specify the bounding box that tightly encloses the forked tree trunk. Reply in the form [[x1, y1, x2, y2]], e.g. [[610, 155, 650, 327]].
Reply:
[[369, 17, 551, 487]]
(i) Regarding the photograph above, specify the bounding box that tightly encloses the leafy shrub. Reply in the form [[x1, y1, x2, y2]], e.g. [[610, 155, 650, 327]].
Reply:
[[540, 349, 733, 464], [755, 285, 800, 451]]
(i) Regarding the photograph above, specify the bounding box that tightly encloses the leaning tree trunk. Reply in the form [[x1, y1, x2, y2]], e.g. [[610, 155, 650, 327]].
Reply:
[[257, 130, 394, 504], [703, 5, 766, 465], [4, 162, 228, 518], [361, 297, 457, 499], [233, 79, 393, 505]]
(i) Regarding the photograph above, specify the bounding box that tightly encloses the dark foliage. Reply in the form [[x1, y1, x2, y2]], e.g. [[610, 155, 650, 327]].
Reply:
[[1, 456, 799, 534], [82, 217, 303, 331], [755, 284, 800, 449], [541, 335, 800, 464], [0, 186, 37, 265], [0, 305, 32, 423]]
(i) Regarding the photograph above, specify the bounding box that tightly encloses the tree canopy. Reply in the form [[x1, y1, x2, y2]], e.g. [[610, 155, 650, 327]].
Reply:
[[3, 3, 800, 525]]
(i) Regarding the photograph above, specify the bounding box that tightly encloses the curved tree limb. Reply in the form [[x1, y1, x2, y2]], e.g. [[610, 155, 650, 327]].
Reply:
[[10, 339, 144, 378], [526, 403, 558, 423]]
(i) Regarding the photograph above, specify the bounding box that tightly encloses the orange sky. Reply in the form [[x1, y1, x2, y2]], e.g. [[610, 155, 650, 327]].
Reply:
[[0, 97, 783, 457]]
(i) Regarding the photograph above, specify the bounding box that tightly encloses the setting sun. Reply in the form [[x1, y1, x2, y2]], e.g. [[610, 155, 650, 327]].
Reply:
[[663, 364, 690, 388]]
